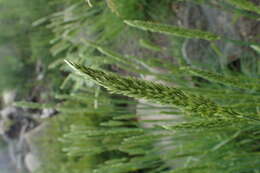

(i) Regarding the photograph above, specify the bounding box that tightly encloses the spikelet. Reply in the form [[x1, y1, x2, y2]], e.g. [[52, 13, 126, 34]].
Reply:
[[65, 61, 250, 120], [124, 20, 220, 41]]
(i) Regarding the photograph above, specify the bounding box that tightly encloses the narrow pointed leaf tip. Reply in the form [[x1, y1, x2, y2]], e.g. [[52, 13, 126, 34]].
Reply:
[[64, 60, 90, 77], [64, 60, 80, 72], [124, 20, 221, 41], [87, 0, 93, 7], [65, 60, 107, 82]]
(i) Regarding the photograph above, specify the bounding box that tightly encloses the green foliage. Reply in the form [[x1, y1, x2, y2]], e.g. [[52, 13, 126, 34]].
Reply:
[[34, 91, 116, 173], [11, 0, 260, 172], [44, 0, 176, 92], [63, 34, 260, 172], [226, 0, 260, 15], [159, 118, 241, 130], [14, 101, 55, 109], [106, 0, 146, 19], [124, 20, 221, 41], [183, 66, 260, 91], [139, 39, 163, 52], [0, 56, 25, 91], [0, 0, 60, 95]]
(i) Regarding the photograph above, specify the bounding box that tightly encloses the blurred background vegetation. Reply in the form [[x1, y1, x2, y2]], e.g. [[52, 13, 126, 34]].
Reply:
[[0, 0, 259, 173]]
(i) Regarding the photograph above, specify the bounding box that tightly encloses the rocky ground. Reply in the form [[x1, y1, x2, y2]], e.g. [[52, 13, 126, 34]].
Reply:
[[0, 91, 51, 173]]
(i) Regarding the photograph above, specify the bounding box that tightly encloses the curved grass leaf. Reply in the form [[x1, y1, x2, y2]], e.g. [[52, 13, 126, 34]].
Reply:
[[182, 66, 260, 91], [124, 20, 220, 41], [227, 0, 260, 15]]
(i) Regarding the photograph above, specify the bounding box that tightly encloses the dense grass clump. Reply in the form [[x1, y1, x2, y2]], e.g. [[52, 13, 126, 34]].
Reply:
[[11, 0, 260, 172]]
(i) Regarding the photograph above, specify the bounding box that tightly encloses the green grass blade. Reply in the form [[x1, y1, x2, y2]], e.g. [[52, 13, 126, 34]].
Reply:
[[124, 20, 220, 41]]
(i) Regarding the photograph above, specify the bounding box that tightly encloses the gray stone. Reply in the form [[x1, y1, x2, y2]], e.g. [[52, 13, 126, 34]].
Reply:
[[2, 90, 16, 106], [25, 153, 41, 173]]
